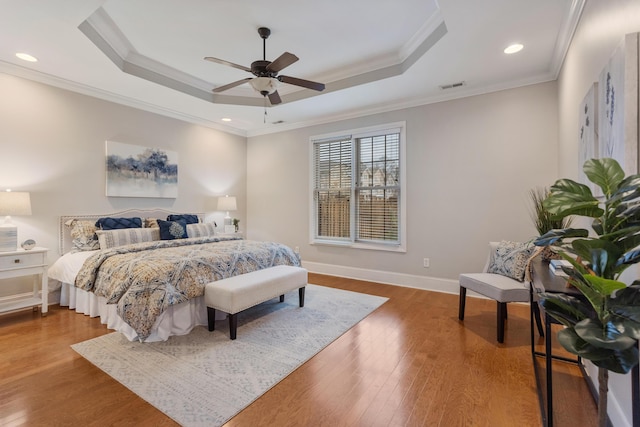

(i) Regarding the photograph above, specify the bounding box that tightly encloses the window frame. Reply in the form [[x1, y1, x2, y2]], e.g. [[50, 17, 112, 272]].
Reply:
[[309, 122, 406, 253]]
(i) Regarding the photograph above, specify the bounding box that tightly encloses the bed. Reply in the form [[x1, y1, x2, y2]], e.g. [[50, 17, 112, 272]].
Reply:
[[47, 209, 301, 342]]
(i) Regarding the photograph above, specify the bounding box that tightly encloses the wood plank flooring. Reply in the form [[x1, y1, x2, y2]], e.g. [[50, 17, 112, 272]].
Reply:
[[0, 274, 597, 426]]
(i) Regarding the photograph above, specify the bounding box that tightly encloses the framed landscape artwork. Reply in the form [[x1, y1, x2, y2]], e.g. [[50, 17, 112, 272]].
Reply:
[[578, 83, 598, 194], [105, 141, 178, 198], [597, 32, 639, 175]]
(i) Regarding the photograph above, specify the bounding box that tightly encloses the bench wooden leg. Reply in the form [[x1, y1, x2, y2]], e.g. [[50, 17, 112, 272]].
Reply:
[[299, 286, 305, 307], [458, 287, 466, 321], [280, 294, 285, 302], [207, 307, 216, 332], [229, 313, 237, 340]]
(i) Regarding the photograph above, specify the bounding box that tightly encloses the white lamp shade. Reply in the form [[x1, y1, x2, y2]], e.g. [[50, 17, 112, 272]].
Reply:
[[217, 196, 237, 212], [0, 191, 32, 216]]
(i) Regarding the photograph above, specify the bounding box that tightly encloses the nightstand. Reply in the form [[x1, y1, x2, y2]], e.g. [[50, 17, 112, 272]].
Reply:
[[0, 247, 48, 316]]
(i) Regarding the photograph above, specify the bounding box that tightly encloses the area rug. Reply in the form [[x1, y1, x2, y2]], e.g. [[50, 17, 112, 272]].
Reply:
[[71, 284, 387, 426]]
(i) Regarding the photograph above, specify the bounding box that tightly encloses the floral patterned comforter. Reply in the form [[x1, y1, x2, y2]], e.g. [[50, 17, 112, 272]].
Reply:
[[74, 236, 301, 340]]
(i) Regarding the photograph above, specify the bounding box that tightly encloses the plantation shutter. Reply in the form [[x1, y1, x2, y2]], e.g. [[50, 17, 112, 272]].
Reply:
[[356, 131, 400, 243], [313, 136, 353, 240]]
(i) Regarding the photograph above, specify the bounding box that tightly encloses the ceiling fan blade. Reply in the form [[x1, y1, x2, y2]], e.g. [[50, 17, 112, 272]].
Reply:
[[268, 91, 282, 105], [278, 75, 325, 91], [212, 78, 253, 93], [266, 52, 298, 73], [204, 56, 252, 73]]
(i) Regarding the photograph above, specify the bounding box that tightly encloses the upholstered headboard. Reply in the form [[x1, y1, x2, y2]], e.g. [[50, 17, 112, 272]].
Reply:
[[58, 209, 204, 254]]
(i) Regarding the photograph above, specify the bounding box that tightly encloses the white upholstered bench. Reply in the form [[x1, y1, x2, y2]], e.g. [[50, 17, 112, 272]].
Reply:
[[204, 265, 308, 339]]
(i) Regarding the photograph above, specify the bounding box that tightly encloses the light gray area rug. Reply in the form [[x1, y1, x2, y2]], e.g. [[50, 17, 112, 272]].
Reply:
[[71, 284, 388, 427]]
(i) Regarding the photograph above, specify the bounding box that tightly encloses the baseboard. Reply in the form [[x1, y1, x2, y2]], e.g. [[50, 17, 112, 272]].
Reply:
[[301, 261, 460, 294]]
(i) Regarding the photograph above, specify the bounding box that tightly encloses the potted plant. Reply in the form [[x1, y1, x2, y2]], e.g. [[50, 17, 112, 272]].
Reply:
[[534, 157, 640, 427], [528, 186, 572, 259]]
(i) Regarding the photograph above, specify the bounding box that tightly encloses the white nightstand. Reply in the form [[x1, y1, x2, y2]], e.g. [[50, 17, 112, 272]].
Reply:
[[0, 247, 49, 316]]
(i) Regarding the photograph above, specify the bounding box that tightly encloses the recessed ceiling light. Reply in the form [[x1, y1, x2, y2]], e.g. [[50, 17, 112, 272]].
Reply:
[[221, 118, 232, 122], [15, 52, 38, 62], [504, 44, 524, 54]]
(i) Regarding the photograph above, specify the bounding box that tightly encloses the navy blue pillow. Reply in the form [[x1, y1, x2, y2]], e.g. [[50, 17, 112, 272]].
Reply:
[[167, 214, 199, 224], [95, 217, 142, 230], [158, 219, 188, 240]]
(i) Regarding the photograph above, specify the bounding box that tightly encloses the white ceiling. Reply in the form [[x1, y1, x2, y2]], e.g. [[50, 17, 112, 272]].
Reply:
[[0, 0, 584, 137]]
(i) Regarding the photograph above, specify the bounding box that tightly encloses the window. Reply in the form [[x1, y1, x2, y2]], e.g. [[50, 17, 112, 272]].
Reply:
[[311, 122, 406, 251]]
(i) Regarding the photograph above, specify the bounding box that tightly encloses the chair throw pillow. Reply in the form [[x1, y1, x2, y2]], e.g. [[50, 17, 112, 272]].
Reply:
[[487, 240, 534, 282]]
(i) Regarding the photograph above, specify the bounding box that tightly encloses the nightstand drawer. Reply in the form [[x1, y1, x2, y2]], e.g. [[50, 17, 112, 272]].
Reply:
[[0, 252, 45, 269]]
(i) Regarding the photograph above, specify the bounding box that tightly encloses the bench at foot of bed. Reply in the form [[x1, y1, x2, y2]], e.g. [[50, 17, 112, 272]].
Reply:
[[204, 265, 307, 340]]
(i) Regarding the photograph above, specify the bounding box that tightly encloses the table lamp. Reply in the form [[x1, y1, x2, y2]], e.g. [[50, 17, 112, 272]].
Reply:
[[217, 195, 237, 233], [0, 190, 32, 252]]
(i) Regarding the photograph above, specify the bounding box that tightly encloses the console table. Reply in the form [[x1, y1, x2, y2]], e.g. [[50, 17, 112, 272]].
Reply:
[[530, 258, 640, 427]]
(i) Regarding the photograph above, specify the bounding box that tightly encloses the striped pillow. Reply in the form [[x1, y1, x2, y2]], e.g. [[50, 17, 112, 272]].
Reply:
[[186, 222, 216, 238], [96, 228, 160, 249]]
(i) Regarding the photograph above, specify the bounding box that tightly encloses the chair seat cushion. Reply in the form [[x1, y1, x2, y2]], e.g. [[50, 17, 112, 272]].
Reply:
[[459, 272, 529, 303]]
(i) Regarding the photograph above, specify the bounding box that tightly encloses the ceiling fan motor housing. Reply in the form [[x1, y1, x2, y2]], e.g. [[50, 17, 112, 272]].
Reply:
[[251, 60, 277, 78]]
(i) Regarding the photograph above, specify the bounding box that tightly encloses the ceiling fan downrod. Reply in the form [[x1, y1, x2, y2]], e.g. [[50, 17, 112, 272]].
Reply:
[[258, 27, 271, 61]]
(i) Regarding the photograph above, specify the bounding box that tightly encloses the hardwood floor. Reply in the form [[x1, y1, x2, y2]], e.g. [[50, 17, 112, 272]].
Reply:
[[0, 274, 597, 426]]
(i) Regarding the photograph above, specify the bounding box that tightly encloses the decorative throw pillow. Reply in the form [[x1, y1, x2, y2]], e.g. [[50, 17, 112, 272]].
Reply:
[[95, 217, 142, 230], [167, 214, 199, 225], [65, 219, 99, 252], [186, 222, 216, 238], [158, 219, 188, 240], [96, 228, 160, 249], [487, 240, 535, 282], [144, 217, 159, 228]]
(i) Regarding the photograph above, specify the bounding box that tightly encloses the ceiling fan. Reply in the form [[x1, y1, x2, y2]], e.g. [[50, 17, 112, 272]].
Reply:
[[204, 27, 325, 105]]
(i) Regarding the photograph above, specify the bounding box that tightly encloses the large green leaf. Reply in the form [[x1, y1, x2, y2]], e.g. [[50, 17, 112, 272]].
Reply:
[[544, 179, 603, 218], [557, 328, 612, 360], [610, 174, 640, 202], [562, 270, 603, 312], [574, 318, 636, 350], [584, 158, 625, 196], [558, 327, 638, 374], [581, 275, 627, 297], [591, 345, 640, 374], [534, 228, 588, 247], [539, 293, 591, 327], [609, 284, 640, 339]]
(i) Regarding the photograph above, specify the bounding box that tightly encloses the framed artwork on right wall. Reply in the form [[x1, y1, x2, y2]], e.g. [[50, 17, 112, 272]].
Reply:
[[578, 82, 598, 194], [597, 32, 639, 176]]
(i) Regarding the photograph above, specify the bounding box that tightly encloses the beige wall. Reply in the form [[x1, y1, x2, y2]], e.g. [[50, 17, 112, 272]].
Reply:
[[247, 81, 559, 291], [0, 73, 246, 295], [557, 1, 640, 426]]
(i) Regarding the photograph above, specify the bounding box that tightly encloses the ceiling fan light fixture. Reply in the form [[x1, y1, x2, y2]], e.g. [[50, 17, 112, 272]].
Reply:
[[250, 77, 278, 95]]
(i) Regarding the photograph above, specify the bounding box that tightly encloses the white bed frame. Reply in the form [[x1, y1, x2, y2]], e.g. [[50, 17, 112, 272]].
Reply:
[[56, 209, 208, 342]]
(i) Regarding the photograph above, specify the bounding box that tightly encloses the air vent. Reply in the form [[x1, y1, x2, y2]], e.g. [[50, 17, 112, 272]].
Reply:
[[439, 81, 466, 90]]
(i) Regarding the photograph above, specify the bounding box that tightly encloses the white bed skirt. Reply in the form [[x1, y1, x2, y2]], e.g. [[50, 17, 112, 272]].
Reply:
[[59, 282, 209, 342]]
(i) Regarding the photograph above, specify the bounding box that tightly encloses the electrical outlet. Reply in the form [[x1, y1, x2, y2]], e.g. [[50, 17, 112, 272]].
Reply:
[[294, 246, 300, 254], [423, 258, 430, 268]]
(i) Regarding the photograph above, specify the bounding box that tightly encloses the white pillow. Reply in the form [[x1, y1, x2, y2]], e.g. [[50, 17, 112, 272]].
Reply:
[[186, 222, 216, 238], [96, 228, 160, 249]]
